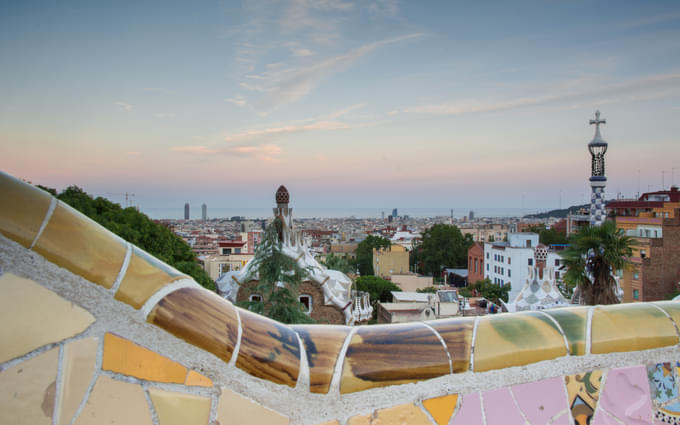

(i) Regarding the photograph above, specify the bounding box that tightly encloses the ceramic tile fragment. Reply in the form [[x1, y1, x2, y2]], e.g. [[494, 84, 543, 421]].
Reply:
[[542, 306, 588, 355], [185, 370, 213, 387], [0, 347, 58, 425], [216, 388, 289, 425], [314, 421, 340, 425], [148, 287, 239, 363], [102, 333, 186, 383], [0, 171, 52, 247], [647, 363, 677, 406], [291, 324, 350, 394], [657, 401, 680, 424], [74, 375, 152, 425], [600, 366, 653, 425], [652, 302, 680, 331], [33, 202, 127, 288], [552, 413, 571, 425], [115, 246, 186, 308], [58, 337, 98, 425], [422, 394, 458, 425], [481, 387, 526, 425], [371, 403, 433, 425], [236, 309, 301, 387], [346, 416, 371, 425], [0, 273, 95, 363], [450, 393, 484, 425], [512, 376, 569, 425], [428, 316, 474, 372], [591, 304, 678, 354], [593, 410, 622, 425], [473, 311, 567, 372], [565, 370, 603, 425], [340, 322, 450, 393], [149, 388, 211, 425]]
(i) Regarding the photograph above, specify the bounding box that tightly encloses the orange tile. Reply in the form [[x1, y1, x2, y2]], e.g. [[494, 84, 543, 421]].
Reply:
[[185, 370, 213, 387], [0, 172, 52, 248], [423, 394, 458, 425], [102, 333, 186, 384]]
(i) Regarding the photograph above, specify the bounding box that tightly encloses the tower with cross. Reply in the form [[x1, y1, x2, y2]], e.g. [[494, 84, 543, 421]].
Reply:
[[588, 110, 608, 226]]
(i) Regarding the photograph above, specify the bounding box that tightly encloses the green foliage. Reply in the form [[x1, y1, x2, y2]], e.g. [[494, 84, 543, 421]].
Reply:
[[526, 225, 569, 245], [355, 275, 401, 320], [416, 286, 438, 293], [458, 287, 474, 298], [355, 235, 390, 276], [324, 253, 353, 274], [40, 185, 215, 291], [560, 221, 633, 305], [418, 224, 473, 276], [239, 218, 316, 324], [472, 278, 510, 303]]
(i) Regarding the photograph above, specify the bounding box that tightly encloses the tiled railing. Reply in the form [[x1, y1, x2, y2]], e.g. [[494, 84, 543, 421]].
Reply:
[[2, 170, 680, 425]]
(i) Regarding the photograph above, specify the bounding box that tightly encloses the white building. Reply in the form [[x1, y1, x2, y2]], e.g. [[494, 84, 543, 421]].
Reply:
[[483, 233, 564, 302]]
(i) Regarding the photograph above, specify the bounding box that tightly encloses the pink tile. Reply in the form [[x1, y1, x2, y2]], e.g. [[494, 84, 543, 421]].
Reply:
[[600, 366, 653, 425], [482, 387, 526, 425], [512, 377, 569, 424], [552, 413, 571, 425], [593, 409, 622, 425], [451, 393, 484, 425]]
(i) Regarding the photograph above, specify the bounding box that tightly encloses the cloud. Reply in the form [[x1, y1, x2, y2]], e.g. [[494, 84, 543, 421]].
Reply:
[[241, 33, 423, 111], [225, 95, 248, 106], [224, 120, 351, 143], [292, 47, 314, 57], [368, 0, 399, 17], [171, 143, 282, 162], [402, 72, 680, 116], [115, 102, 133, 112]]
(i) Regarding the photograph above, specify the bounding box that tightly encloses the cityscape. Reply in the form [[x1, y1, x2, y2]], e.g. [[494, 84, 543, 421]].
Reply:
[[2, 1, 680, 425]]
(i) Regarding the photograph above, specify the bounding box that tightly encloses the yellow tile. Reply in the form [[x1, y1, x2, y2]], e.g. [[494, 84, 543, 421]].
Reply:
[[74, 375, 152, 425], [652, 301, 680, 330], [0, 171, 52, 248], [185, 370, 213, 387], [0, 347, 58, 425], [115, 247, 186, 309], [149, 388, 211, 425], [0, 273, 95, 363], [423, 394, 458, 425], [542, 307, 588, 356], [372, 403, 433, 425], [58, 337, 98, 425], [347, 415, 372, 425], [217, 388, 289, 425], [102, 333, 187, 383], [315, 421, 341, 425], [591, 303, 678, 354], [33, 201, 127, 289], [473, 311, 567, 372]]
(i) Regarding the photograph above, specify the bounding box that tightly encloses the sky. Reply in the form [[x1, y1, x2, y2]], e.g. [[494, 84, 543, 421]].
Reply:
[[1, 0, 680, 217]]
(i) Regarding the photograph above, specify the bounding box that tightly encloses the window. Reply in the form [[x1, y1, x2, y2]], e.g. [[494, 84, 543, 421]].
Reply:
[[222, 248, 232, 255], [555, 259, 560, 266], [486, 253, 489, 259], [555, 271, 559, 280], [633, 272, 639, 280], [486, 264, 489, 271], [633, 289, 639, 300], [508, 257, 511, 265], [299, 295, 312, 313], [640, 250, 646, 259], [249, 294, 262, 302], [528, 258, 533, 266], [508, 269, 511, 277]]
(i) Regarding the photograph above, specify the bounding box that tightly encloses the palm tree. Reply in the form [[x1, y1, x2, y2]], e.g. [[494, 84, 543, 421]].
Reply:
[[561, 220, 633, 305]]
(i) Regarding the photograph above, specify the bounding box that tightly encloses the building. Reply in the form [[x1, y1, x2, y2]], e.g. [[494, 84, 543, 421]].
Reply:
[[459, 223, 509, 242], [201, 203, 207, 220], [483, 233, 564, 302], [390, 274, 434, 292], [377, 290, 460, 323], [184, 202, 190, 220], [216, 185, 371, 325], [588, 110, 608, 226], [373, 244, 409, 279], [202, 253, 254, 280], [467, 242, 485, 284], [606, 186, 680, 301], [392, 208, 398, 218]]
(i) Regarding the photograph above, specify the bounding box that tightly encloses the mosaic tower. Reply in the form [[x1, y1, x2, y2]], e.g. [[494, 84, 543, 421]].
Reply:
[[588, 110, 608, 226]]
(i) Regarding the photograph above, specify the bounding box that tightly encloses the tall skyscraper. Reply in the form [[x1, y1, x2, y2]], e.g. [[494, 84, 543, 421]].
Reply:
[[588, 110, 608, 226], [201, 203, 207, 220], [392, 208, 398, 218], [184, 203, 190, 220], [469, 210, 474, 220]]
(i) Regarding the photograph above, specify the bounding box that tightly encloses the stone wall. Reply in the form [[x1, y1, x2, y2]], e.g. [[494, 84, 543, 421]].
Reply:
[[3, 171, 680, 425]]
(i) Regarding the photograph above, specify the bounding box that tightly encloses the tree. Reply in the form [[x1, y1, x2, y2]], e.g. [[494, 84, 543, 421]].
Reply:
[[239, 218, 316, 324], [472, 278, 510, 303], [324, 253, 353, 274], [354, 275, 401, 320], [355, 235, 391, 276], [560, 221, 633, 305], [38, 185, 216, 291], [419, 224, 473, 276], [416, 286, 438, 293], [527, 225, 569, 245]]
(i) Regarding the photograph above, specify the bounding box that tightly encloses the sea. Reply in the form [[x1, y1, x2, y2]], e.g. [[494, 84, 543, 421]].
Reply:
[[140, 207, 544, 220]]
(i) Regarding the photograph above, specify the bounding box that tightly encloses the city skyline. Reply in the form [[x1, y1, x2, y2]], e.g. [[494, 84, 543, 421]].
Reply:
[[2, 0, 680, 212]]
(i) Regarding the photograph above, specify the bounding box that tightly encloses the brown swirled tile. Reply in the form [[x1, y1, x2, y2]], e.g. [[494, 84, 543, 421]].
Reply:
[[291, 325, 350, 394], [236, 309, 302, 388], [147, 287, 239, 363], [115, 246, 186, 309], [0, 172, 52, 248], [428, 317, 475, 373], [340, 322, 450, 394], [33, 202, 128, 289]]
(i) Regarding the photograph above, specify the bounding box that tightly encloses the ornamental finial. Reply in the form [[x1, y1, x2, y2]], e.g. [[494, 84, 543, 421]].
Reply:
[[589, 110, 606, 141]]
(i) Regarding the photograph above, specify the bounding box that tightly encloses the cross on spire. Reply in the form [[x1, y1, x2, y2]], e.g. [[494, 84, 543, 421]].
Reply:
[[589, 110, 606, 139]]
